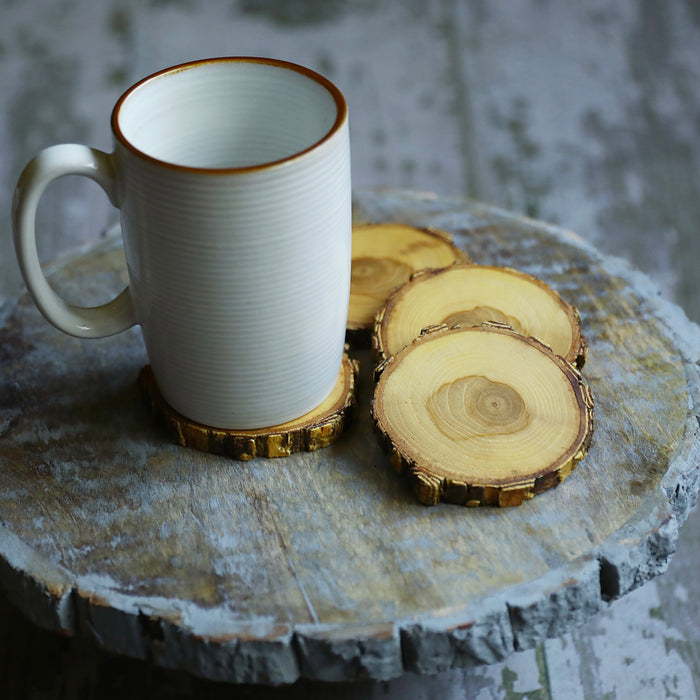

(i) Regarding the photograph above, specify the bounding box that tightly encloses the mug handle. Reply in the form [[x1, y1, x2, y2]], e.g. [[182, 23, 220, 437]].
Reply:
[[12, 144, 136, 339]]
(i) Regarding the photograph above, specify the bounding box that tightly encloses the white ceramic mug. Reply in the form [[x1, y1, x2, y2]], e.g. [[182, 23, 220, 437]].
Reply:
[[12, 57, 351, 430]]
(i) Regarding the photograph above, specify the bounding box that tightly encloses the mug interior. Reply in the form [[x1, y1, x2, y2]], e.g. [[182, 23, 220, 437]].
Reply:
[[113, 58, 344, 170]]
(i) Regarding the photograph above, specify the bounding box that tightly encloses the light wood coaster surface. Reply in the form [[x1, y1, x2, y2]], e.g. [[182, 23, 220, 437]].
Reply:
[[372, 263, 587, 368], [372, 323, 594, 507], [0, 189, 698, 685]]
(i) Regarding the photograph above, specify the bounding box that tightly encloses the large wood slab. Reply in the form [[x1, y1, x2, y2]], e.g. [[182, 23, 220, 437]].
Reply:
[[0, 189, 698, 685]]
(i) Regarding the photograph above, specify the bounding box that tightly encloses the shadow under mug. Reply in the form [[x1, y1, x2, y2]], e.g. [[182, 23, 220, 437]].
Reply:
[[12, 57, 352, 430]]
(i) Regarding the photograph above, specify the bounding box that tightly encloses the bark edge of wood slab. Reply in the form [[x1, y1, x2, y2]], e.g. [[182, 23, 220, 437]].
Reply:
[[347, 222, 471, 345], [372, 323, 594, 507], [140, 353, 359, 459], [373, 263, 587, 369]]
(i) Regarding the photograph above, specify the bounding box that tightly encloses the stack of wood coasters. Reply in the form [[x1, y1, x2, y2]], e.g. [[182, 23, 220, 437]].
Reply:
[[348, 223, 594, 507]]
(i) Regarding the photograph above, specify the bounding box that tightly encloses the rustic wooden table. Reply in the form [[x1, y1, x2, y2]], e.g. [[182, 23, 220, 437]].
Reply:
[[2, 2, 700, 698], [1, 189, 699, 693]]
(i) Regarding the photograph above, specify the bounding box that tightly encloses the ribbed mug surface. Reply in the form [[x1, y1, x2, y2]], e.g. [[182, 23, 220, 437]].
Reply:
[[112, 58, 351, 429]]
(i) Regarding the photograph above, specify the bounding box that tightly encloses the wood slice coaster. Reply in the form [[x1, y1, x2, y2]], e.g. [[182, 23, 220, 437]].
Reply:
[[373, 323, 594, 507], [374, 264, 587, 368], [140, 353, 358, 459], [348, 222, 470, 344]]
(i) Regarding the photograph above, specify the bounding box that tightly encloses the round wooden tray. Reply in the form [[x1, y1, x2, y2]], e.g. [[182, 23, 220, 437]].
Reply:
[[0, 189, 698, 685]]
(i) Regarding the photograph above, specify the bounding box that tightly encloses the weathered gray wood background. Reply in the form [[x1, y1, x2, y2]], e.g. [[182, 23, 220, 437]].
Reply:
[[1, 1, 699, 698]]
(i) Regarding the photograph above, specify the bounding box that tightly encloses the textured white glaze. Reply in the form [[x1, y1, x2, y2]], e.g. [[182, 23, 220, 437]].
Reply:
[[13, 58, 351, 429]]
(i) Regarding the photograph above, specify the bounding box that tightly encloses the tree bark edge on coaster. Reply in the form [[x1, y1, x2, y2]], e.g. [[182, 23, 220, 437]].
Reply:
[[140, 353, 359, 460]]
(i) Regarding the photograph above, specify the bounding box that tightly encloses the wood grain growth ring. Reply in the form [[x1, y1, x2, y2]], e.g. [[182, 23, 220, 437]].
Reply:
[[373, 323, 594, 507]]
